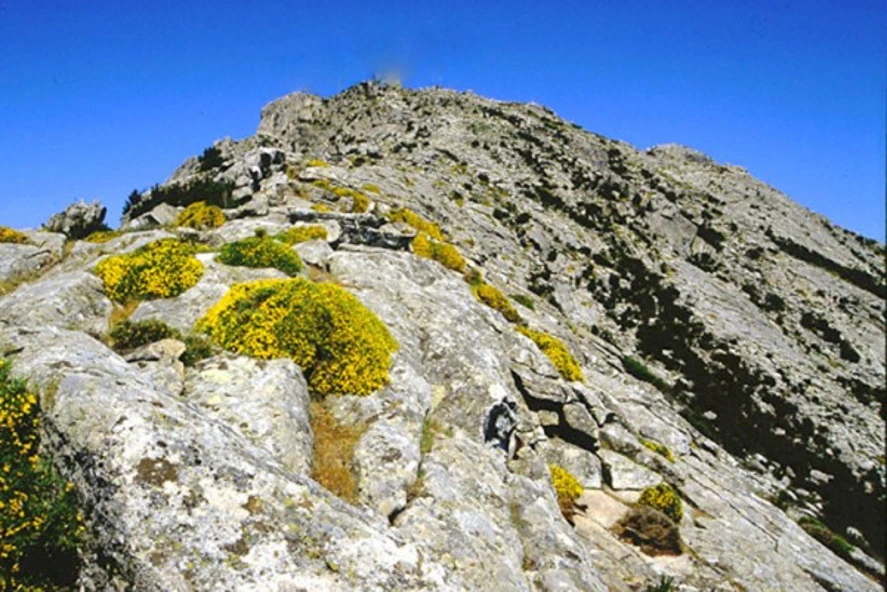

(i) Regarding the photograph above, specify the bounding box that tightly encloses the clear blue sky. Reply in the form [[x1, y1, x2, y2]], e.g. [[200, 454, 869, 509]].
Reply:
[[1, 0, 884, 240]]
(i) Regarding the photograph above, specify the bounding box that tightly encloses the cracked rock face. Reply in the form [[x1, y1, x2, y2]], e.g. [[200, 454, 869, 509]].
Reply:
[[0, 81, 883, 591]]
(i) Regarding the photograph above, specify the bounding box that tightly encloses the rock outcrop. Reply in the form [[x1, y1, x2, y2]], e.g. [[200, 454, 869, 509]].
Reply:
[[0, 80, 883, 591], [43, 199, 108, 239]]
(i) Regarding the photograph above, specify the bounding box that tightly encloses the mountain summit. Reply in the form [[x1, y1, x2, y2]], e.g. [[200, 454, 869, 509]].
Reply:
[[1, 81, 883, 590]]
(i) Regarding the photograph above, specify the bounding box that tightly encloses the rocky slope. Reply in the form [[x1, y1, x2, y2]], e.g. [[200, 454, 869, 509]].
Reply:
[[0, 80, 884, 591]]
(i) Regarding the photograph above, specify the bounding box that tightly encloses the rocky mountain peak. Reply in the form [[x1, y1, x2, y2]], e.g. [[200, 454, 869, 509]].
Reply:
[[0, 81, 883, 590]]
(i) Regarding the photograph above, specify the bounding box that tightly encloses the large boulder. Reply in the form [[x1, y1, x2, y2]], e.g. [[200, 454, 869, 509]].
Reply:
[[43, 199, 108, 239]]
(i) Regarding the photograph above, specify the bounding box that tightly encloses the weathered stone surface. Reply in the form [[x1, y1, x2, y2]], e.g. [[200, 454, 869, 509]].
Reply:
[[598, 449, 663, 491], [123, 338, 186, 396], [184, 354, 313, 475], [43, 199, 107, 239], [0, 230, 65, 282], [0, 271, 111, 335]]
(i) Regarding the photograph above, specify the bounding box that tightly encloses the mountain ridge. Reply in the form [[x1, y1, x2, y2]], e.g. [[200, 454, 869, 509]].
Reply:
[[0, 80, 884, 590]]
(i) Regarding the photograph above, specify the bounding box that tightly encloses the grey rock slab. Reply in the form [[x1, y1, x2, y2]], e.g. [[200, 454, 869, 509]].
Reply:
[[0, 270, 112, 335], [123, 338, 186, 396], [184, 354, 313, 475], [1, 326, 455, 591], [598, 449, 663, 491]]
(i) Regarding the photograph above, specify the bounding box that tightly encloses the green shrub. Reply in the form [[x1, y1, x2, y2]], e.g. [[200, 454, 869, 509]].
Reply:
[[613, 506, 682, 556], [110, 319, 182, 353], [217, 236, 303, 276], [638, 483, 683, 523], [174, 201, 226, 230], [510, 293, 535, 311], [798, 516, 855, 561], [621, 356, 673, 395], [0, 359, 83, 590], [640, 438, 675, 463], [473, 283, 522, 323], [549, 464, 583, 522], [181, 334, 215, 367], [517, 326, 583, 381], [95, 239, 203, 303], [196, 278, 398, 396], [0, 227, 28, 244], [276, 225, 328, 245]]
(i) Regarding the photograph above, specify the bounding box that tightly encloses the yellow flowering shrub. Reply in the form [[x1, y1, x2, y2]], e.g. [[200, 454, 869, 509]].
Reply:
[[276, 225, 329, 245], [84, 230, 122, 243], [388, 208, 445, 240], [0, 359, 83, 590], [411, 233, 466, 273], [95, 239, 203, 303], [351, 192, 370, 213], [174, 201, 226, 230], [638, 483, 683, 523], [217, 235, 303, 276], [311, 203, 333, 213], [517, 326, 583, 381], [473, 283, 522, 323], [362, 183, 381, 194], [549, 464, 583, 522], [306, 159, 329, 168], [196, 278, 398, 396], [0, 227, 28, 244]]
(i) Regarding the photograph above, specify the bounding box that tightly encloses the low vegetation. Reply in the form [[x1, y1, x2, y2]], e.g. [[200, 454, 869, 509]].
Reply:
[[549, 464, 583, 523], [517, 326, 583, 381], [196, 278, 398, 396], [613, 506, 682, 556], [276, 225, 328, 245], [621, 355, 673, 395], [388, 208, 445, 241], [640, 438, 675, 463], [0, 359, 83, 590], [217, 235, 303, 276], [123, 179, 234, 220], [473, 283, 522, 323], [84, 230, 122, 244], [0, 226, 28, 244], [109, 319, 181, 352], [95, 239, 203, 303], [797, 516, 855, 562], [638, 483, 683, 523], [309, 401, 365, 503], [412, 233, 466, 273], [510, 293, 536, 311]]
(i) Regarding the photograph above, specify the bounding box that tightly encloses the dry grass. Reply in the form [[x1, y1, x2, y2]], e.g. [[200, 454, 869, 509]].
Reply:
[[108, 301, 139, 329], [310, 401, 366, 503]]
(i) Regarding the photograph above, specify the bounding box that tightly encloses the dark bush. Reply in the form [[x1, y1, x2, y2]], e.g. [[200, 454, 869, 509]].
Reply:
[[110, 319, 182, 353], [199, 146, 224, 171], [123, 179, 235, 219], [621, 356, 673, 395], [612, 506, 682, 556]]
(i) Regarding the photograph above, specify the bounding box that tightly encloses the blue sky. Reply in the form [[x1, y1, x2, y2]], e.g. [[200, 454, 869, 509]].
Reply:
[[1, 0, 884, 240]]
